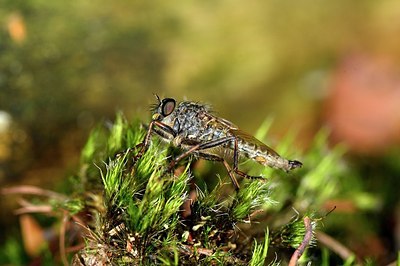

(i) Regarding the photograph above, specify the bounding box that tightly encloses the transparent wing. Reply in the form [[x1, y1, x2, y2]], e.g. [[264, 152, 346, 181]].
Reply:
[[202, 112, 280, 156], [229, 128, 280, 157], [203, 113, 239, 130]]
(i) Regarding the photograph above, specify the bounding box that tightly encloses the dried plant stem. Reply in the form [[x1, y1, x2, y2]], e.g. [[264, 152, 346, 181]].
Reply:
[[316, 230, 360, 263], [60, 212, 69, 266], [288, 216, 312, 266], [1, 185, 67, 200]]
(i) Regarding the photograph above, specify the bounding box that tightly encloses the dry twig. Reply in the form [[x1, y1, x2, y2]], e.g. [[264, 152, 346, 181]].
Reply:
[[316, 230, 361, 264], [288, 216, 313, 266]]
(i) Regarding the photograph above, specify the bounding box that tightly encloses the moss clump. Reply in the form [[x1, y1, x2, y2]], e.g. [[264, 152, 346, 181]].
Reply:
[[74, 113, 283, 265]]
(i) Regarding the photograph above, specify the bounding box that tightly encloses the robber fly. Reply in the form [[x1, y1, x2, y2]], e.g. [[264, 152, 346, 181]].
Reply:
[[140, 96, 302, 190]]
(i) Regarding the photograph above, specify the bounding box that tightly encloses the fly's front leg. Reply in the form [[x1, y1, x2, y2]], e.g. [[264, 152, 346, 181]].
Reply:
[[135, 120, 176, 160], [133, 120, 155, 160], [113, 122, 154, 161]]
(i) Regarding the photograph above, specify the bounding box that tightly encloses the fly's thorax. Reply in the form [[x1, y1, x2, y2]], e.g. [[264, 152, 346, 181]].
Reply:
[[171, 102, 217, 139], [156, 100, 228, 142]]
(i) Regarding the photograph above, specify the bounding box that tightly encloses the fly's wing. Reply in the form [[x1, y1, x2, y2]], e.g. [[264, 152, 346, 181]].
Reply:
[[228, 128, 280, 157], [203, 112, 281, 159], [203, 112, 239, 130], [199, 113, 279, 157], [168, 112, 235, 158]]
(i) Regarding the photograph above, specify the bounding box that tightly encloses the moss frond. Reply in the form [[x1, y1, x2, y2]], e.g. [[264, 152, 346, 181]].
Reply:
[[10, 113, 335, 265], [249, 230, 270, 266], [71, 114, 324, 265], [231, 180, 275, 221], [270, 213, 318, 249]]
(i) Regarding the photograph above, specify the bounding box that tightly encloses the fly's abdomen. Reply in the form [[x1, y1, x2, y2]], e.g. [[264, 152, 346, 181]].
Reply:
[[237, 137, 302, 172]]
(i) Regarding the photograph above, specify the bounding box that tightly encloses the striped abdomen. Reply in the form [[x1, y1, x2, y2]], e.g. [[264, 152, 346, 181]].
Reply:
[[232, 130, 302, 172]]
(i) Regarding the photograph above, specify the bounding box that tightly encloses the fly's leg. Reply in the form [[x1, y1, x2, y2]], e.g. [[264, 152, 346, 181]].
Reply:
[[135, 120, 176, 160], [119, 120, 175, 175], [168, 136, 236, 170], [167, 137, 235, 181], [196, 152, 241, 191], [114, 121, 157, 169], [133, 120, 155, 160], [168, 136, 262, 190], [232, 138, 264, 181]]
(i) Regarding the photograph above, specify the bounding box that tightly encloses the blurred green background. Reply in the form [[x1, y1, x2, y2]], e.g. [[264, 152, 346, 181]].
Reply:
[[1, 0, 400, 264]]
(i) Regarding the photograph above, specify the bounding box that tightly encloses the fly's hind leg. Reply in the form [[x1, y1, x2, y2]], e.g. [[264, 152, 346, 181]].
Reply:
[[196, 152, 241, 191], [168, 136, 262, 190], [232, 138, 264, 181], [167, 136, 243, 189], [168, 136, 236, 170]]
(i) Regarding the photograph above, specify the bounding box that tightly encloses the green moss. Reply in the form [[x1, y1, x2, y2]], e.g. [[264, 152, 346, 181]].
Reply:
[[74, 114, 290, 264], [4, 114, 362, 265]]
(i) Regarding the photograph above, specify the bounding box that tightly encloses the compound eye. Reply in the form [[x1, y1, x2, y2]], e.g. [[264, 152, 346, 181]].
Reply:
[[161, 98, 176, 116]]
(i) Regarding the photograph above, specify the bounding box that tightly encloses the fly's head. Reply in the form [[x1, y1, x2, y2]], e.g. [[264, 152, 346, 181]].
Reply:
[[151, 96, 177, 128]]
